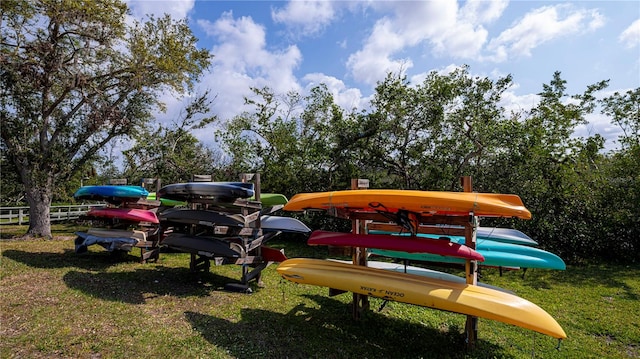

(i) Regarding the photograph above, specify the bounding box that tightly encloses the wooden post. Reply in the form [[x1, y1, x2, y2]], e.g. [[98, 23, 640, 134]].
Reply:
[[351, 178, 370, 319], [462, 176, 478, 348]]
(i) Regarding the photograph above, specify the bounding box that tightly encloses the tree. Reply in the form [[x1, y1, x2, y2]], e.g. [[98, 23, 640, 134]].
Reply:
[[0, 0, 211, 237], [596, 88, 640, 262], [361, 66, 514, 191], [482, 72, 609, 261], [218, 85, 361, 197], [121, 93, 223, 185]]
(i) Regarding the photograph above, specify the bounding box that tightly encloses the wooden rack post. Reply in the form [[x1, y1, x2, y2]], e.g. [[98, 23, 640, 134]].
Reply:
[[351, 178, 370, 319], [462, 176, 479, 348], [240, 173, 262, 286]]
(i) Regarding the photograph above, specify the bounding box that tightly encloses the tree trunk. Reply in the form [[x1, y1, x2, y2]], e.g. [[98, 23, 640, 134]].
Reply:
[[24, 180, 53, 239]]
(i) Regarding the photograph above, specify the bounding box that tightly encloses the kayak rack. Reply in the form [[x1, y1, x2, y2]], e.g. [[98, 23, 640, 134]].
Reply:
[[157, 173, 287, 293], [340, 177, 481, 348]]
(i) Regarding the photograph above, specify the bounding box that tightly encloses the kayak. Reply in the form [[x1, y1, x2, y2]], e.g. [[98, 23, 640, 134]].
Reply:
[[74, 185, 149, 204], [308, 230, 484, 261], [86, 207, 159, 224], [277, 258, 566, 339], [158, 182, 255, 202], [283, 189, 531, 219]]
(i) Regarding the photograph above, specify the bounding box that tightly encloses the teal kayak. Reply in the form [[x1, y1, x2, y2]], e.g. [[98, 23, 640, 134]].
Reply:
[[369, 233, 565, 270], [74, 185, 148, 204]]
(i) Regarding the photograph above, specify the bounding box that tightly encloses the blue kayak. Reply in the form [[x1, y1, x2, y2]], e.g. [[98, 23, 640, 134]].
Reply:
[[74, 185, 149, 202], [369, 233, 565, 270]]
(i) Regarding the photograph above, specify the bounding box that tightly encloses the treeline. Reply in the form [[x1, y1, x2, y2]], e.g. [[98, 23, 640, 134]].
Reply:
[[2, 67, 637, 264], [213, 67, 639, 264]]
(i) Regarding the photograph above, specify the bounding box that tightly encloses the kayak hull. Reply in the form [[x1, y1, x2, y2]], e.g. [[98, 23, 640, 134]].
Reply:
[[308, 230, 484, 261], [277, 258, 566, 339], [283, 189, 531, 219]]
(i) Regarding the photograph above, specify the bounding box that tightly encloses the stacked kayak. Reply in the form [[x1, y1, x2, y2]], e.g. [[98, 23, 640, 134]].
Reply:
[[156, 181, 308, 286], [73, 185, 159, 254], [368, 231, 565, 270], [74, 185, 149, 205], [278, 188, 566, 341]]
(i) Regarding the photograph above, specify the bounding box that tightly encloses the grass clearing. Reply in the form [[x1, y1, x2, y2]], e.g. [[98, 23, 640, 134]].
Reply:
[[1, 224, 638, 358]]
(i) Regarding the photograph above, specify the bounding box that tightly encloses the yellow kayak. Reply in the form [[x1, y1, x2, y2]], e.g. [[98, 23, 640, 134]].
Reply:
[[277, 258, 565, 339], [282, 189, 531, 219]]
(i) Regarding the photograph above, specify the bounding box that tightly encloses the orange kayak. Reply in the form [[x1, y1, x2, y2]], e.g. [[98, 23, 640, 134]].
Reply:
[[283, 189, 531, 219]]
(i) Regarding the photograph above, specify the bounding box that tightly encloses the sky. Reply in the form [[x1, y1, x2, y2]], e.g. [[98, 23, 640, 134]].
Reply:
[[123, 0, 640, 151]]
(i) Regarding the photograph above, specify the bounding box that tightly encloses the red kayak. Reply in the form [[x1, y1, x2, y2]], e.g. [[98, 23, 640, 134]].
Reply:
[[307, 230, 484, 261], [86, 207, 159, 224]]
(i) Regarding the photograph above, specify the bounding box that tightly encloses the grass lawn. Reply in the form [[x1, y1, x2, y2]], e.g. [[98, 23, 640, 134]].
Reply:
[[1, 223, 638, 358]]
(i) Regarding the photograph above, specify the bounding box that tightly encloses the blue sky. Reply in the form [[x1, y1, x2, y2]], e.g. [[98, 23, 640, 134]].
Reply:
[[125, 0, 640, 150]]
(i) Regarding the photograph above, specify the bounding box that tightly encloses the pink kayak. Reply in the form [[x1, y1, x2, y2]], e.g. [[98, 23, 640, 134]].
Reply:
[[308, 230, 484, 261], [86, 207, 159, 224]]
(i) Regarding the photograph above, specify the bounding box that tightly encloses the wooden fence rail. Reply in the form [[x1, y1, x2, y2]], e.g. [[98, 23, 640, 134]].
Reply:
[[0, 204, 104, 225]]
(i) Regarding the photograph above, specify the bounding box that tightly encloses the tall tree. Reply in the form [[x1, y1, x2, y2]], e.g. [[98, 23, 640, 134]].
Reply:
[[362, 66, 514, 191], [0, 0, 211, 237], [218, 85, 361, 196], [121, 93, 222, 185], [597, 88, 640, 261]]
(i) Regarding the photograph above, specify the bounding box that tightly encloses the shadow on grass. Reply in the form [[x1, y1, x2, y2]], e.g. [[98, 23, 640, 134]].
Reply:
[[62, 267, 240, 304], [185, 294, 512, 359], [1, 248, 134, 271]]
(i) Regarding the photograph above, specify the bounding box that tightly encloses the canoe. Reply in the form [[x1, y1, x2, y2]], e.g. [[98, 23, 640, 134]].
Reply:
[[161, 233, 243, 258], [308, 230, 484, 261], [74, 186, 149, 204], [277, 258, 566, 339], [158, 182, 255, 202], [283, 189, 531, 219], [74, 231, 138, 253], [260, 216, 311, 233], [86, 207, 159, 224], [331, 260, 513, 294], [369, 234, 565, 270], [147, 192, 186, 207], [159, 208, 245, 227]]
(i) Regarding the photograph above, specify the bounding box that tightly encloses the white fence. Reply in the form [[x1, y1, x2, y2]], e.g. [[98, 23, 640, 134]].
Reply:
[[0, 204, 104, 225]]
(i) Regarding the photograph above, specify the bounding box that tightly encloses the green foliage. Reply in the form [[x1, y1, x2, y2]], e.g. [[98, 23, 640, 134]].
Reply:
[[0, 0, 211, 236], [217, 85, 360, 197], [121, 93, 224, 185], [219, 67, 638, 264], [361, 66, 516, 191]]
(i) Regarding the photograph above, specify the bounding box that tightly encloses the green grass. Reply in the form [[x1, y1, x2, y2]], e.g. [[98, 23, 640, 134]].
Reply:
[[1, 224, 639, 358]]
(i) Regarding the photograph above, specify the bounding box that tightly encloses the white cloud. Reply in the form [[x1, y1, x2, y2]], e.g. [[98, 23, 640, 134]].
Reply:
[[302, 73, 366, 111], [196, 12, 302, 122], [619, 19, 640, 49], [499, 88, 539, 115], [346, 0, 507, 86], [486, 5, 605, 62], [459, 0, 508, 24], [346, 17, 413, 86], [271, 1, 337, 37], [125, 0, 194, 20]]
